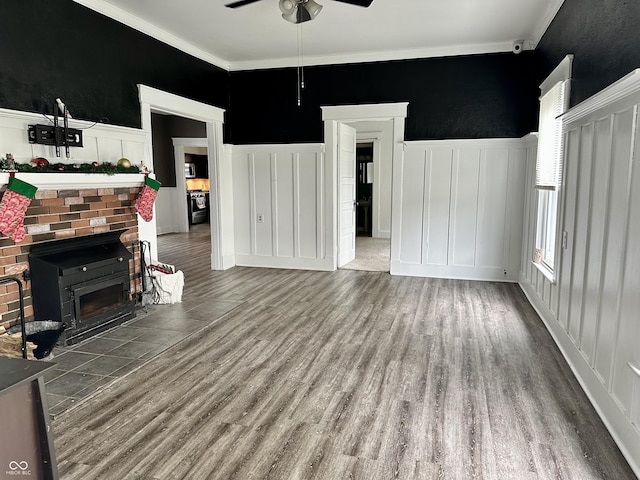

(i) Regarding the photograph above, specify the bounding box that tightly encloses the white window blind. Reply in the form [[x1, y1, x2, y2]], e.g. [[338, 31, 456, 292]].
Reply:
[[535, 79, 568, 190]]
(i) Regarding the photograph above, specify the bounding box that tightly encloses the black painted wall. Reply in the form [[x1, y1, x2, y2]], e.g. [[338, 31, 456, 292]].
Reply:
[[6, 0, 636, 146], [536, 0, 640, 108], [0, 1, 229, 129], [228, 53, 540, 144]]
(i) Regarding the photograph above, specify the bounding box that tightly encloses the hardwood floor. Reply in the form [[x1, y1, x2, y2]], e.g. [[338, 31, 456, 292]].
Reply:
[[52, 226, 637, 479]]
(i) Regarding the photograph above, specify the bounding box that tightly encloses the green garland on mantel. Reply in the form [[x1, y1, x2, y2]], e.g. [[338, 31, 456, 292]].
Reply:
[[0, 158, 141, 175]]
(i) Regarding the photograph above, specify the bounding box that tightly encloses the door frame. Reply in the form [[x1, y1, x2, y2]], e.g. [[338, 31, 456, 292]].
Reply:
[[322, 103, 408, 270], [138, 85, 226, 270]]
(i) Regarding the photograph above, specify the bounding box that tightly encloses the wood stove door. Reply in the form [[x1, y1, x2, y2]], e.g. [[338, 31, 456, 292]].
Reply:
[[71, 273, 130, 332]]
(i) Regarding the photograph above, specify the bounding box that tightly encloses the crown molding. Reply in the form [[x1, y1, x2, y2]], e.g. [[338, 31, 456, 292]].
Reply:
[[72, 0, 230, 71], [531, 0, 565, 47], [73, 0, 545, 73], [229, 41, 517, 71]]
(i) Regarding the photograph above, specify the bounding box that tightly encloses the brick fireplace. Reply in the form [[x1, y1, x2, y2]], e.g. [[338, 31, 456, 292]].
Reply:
[[0, 180, 144, 335]]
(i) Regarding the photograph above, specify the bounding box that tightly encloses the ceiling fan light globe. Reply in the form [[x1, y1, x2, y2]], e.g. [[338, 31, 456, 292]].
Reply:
[[305, 0, 323, 19], [279, 0, 296, 15], [281, 11, 299, 23]]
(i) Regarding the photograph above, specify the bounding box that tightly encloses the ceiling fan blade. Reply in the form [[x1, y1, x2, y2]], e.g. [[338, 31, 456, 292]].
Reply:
[[332, 0, 374, 7], [225, 0, 264, 8]]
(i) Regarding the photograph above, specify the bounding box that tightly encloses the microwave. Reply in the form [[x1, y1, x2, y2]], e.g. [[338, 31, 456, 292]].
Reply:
[[185, 163, 196, 178]]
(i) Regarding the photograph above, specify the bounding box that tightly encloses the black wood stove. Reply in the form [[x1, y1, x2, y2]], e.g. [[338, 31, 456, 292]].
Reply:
[[28, 229, 135, 345]]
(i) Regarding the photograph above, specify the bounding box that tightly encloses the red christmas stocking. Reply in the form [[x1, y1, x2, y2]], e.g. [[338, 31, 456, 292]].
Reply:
[[135, 176, 161, 222], [0, 177, 38, 242]]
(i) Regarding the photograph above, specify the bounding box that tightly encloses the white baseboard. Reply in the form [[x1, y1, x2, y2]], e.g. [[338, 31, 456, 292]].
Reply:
[[390, 262, 518, 282], [157, 224, 184, 235], [373, 230, 391, 239], [235, 254, 334, 272]]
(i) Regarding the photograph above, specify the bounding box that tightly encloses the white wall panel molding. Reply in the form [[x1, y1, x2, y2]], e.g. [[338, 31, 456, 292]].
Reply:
[[233, 144, 324, 154], [232, 144, 327, 271], [392, 138, 526, 281], [405, 138, 526, 149], [520, 71, 640, 477], [563, 69, 640, 125], [0, 107, 147, 140], [0, 107, 147, 164]]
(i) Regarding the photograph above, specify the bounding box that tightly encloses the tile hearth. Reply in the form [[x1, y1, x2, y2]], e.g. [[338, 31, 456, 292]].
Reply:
[[43, 298, 243, 416]]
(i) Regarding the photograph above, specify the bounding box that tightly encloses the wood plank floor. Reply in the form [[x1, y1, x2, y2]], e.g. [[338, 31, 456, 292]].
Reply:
[[52, 226, 637, 479]]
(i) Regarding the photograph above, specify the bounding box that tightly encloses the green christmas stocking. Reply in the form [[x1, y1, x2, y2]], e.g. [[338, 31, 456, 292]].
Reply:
[[135, 176, 161, 222], [0, 177, 38, 242]]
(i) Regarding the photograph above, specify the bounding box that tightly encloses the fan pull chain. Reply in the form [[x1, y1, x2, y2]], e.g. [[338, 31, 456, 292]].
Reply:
[[300, 23, 305, 90], [297, 23, 304, 106]]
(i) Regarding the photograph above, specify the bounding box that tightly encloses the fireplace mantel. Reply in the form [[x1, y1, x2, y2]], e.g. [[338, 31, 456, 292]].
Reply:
[[0, 172, 147, 190]]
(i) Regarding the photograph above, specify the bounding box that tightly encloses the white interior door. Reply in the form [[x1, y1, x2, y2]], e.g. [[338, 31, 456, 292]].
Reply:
[[338, 123, 357, 267]]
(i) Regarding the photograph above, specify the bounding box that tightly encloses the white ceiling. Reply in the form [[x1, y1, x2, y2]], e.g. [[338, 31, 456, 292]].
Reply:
[[74, 0, 564, 71]]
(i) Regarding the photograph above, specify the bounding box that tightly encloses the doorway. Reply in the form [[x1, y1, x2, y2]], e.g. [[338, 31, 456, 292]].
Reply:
[[356, 142, 374, 238], [172, 138, 210, 233], [138, 85, 226, 270], [339, 140, 390, 272], [322, 103, 408, 273]]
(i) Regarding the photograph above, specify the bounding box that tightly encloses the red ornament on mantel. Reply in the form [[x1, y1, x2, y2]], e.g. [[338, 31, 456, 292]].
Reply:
[[32, 157, 49, 167]]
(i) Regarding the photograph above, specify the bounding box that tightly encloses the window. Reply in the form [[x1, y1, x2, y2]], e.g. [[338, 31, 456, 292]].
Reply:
[[533, 55, 572, 280]]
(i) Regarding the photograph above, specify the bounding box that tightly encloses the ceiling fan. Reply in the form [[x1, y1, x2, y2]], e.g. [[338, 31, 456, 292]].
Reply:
[[225, 0, 374, 24]]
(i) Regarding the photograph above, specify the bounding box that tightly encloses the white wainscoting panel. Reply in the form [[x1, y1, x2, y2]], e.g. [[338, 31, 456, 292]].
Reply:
[[392, 139, 526, 281], [233, 144, 331, 270], [0, 107, 148, 167], [519, 70, 640, 477]]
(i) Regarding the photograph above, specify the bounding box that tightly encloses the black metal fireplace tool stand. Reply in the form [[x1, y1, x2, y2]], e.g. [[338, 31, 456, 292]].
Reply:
[[1, 276, 65, 359], [0, 276, 27, 359]]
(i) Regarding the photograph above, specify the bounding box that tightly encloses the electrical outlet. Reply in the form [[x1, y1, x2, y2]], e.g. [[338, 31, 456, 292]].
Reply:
[[257, 213, 264, 223]]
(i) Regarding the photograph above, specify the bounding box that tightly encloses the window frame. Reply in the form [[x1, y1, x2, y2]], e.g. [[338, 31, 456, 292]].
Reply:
[[533, 55, 573, 283]]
